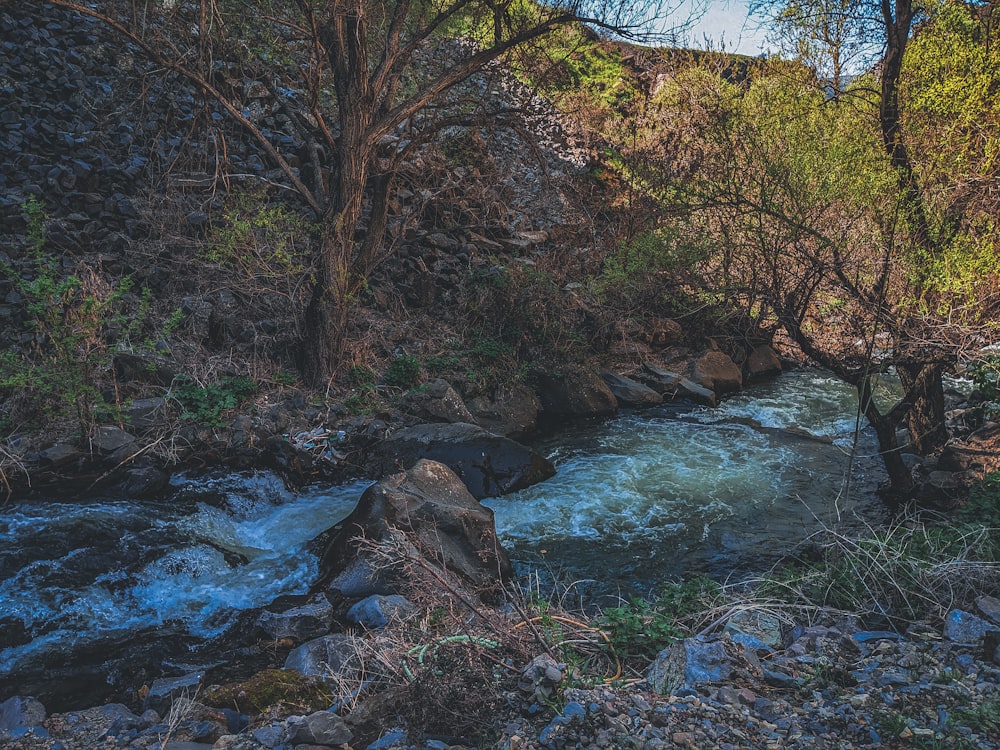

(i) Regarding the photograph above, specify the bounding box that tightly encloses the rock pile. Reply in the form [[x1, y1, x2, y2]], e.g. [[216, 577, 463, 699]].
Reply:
[[3, 598, 999, 749]]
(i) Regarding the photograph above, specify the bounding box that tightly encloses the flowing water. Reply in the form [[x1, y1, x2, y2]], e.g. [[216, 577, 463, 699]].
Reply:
[[0, 472, 370, 703], [0, 368, 886, 704], [484, 369, 887, 591]]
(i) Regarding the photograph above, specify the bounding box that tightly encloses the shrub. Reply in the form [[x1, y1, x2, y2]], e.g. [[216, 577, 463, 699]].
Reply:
[[0, 197, 146, 435], [384, 355, 423, 389], [170, 375, 256, 426]]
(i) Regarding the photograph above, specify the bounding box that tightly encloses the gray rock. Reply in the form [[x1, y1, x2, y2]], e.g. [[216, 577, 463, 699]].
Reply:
[[519, 654, 564, 704], [346, 595, 416, 629], [396, 378, 475, 424], [36, 443, 81, 468], [371, 422, 554, 499], [943, 609, 1000, 644], [116, 464, 169, 496], [252, 725, 284, 748], [324, 557, 390, 599], [257, 595, 334, 643], [0, 696, 46, 730], [283, 634, 360, 681], [96, 703, 141, 728], [976, 595, 1000, 625], [320, 460, 512, 600], [600, 372, 663, 408], [143, 672, 203, 714], [532, 366, 617, 420], [647, 639, 732, 695], [125, 397, 167, 429], [724, 611, 784, 650], [466, 384, 541, 439], [637, 363, 716, 406], [285, 710, 352, 745], [92, 426, 136, 453], [114, 352, 179, 386]]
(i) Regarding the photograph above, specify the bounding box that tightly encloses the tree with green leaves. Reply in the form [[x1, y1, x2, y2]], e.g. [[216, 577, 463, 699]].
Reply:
[[627, 31, 999, 499]]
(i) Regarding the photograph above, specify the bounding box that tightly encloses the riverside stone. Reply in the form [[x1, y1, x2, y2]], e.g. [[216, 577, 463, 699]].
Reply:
[[257, 595, 334, 643], [466, 383, 541, 439], [345, 594, 416, 629], [637, 363, 717, 406], [689, 350, 742, 395], [600, 371, 663, 407], [283, 634, 360, 681], [976, 594, 1000, 625], [396, 378, 476, 424], [285, 711, 352, 745], [746, 345, 782, 379], [143, 672, 203, 714], [944, 609, 1000, 644], [647, 639, 732, 695], [319, 459, 512, 600], [92, 426, 136, 453], [0, 696, 46, 730], [531, 365, 618, 420]]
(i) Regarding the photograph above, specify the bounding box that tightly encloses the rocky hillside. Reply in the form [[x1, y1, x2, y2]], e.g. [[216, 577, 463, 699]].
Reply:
[[0, 2, 755, 500]]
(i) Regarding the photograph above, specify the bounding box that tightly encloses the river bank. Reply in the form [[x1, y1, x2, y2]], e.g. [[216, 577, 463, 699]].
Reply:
[[3, 574, 999, 749]]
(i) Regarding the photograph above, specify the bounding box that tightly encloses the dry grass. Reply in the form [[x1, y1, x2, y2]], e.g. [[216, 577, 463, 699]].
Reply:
[[740, 513, 1000, 627]]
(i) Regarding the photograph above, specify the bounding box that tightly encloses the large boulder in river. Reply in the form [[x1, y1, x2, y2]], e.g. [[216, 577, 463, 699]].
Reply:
[[370, 422, 554, 499], [601, 372, 663, 408], [317, 460, 512, 601], [688, 351, 743, 396], [466, 384, 542, 439], [531, 366, 617, 421]]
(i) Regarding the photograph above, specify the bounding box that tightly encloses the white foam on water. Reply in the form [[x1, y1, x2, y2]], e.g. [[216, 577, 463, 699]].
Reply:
[[0, 474, 369, 671], [486, 370, 884, 583]]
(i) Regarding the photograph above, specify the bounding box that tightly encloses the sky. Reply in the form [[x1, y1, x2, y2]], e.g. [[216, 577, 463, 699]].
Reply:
[[669, 1, 773, 56]]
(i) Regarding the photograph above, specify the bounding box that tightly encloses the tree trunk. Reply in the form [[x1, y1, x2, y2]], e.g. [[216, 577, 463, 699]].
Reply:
[[897, 361, 948, 454], [301, 233, 352, 387], [858, 374, 914, 502]]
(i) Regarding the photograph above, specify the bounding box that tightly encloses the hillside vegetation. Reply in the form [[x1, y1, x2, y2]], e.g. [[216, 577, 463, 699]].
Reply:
[[1, 0, 999, 500]]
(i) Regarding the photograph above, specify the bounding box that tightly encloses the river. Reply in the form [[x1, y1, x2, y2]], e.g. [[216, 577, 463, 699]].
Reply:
[[0, 368, 886, 706]]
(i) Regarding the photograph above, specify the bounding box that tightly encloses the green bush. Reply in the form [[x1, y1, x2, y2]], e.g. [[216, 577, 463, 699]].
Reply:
[[596, 577, 720, 664], [967, 353, 1000, 417], [384, 354, 423, 389], [171, 375, 256, 426], [0, 197, 146, 434]]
